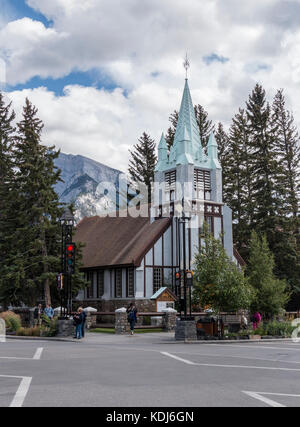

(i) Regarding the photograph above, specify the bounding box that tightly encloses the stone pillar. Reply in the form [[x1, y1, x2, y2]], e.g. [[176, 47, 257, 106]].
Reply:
[[57, 319, 74, 337], [162, 308, 177, 332], [115, 308, 129, 335], [83, 307, 97, 330], [175, 318, 197, 341]]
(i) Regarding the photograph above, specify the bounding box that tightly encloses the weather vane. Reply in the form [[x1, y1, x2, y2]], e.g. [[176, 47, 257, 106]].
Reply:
[[183, 53, 190, 79]]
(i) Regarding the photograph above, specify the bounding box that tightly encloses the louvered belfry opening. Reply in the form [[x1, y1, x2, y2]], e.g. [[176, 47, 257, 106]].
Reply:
[[165, 170, 176, 201], [194, 169, 211, 200]]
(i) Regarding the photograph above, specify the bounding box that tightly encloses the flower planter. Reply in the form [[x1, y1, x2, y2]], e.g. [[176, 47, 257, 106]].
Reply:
[[250, 334, 261, 340]]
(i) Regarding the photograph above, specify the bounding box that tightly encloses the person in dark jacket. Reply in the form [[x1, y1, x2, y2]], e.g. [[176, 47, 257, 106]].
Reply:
[[127, 303, 138, 335], [79, 307, 87, 337], [73, 308, 83, 339]]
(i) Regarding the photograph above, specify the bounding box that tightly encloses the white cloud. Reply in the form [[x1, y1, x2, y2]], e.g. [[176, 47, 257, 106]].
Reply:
[[1, 0, 300, 171]]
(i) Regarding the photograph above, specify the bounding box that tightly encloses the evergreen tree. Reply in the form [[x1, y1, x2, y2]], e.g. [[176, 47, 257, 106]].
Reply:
[[271, 89, 299, 218], [246, 231, 290, 319], [194, 104, 214, 151], [4, 98, 64, 306], [165, 110, 178, 150], [128, 132, 157, 204], [246, 84, 280, 252], [0, 93, 17, 307]]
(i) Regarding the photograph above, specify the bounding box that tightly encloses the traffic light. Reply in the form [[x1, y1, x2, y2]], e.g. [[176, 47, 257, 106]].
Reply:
[[175, 271, 181, 287], [58, 274, 64, 290], [186, 270, 193, 287], [65, 243, 76, 274]]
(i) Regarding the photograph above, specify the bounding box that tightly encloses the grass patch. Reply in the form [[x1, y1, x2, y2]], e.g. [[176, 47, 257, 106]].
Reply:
[[89, 328, 164, 334]]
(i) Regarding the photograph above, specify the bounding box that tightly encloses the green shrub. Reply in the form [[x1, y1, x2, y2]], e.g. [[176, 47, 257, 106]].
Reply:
[[41, 315, 58, 337], [0, 311, 22, 331]]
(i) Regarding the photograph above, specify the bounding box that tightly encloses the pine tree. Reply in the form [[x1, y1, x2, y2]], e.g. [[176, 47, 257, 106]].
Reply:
[[246, 231, 290, 319], [271, 89, 299, 218], [214, 122, 230, 202], [128, 132, 157, 204], [246, 84, 280, 251], [0, 93, 17, 307], [194, 104, 214, 152], [165, 110, 178, 150], [6, 98, 64, 306]]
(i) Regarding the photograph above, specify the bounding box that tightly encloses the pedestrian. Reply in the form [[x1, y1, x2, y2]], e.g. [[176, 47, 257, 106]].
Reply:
[[44, 304, 54, 320], [127, 303, 137, 335], [251, 311, 262, 330], [33, 304, 43, 327], [79, 307, 87, 337], [73, 308, 84, 339]]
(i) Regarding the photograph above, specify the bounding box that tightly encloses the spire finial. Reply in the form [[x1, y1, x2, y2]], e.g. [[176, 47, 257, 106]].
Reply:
[[183, 53, 190, 79]]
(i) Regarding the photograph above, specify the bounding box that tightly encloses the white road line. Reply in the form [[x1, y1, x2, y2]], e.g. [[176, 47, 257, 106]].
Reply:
[[242, 391, 300, 407], [0, 347, 44, 360], [209, 344, 300, 351], [242, 391, 286, 407], [33, 347, 43, 360], [169, 350, 300, 365], [161, 351, 300, 372], [161, 352, 196, 365], [0, 375, 32, 407]]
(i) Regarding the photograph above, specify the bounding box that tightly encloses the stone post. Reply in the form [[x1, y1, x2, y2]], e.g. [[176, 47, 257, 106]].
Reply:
[[175, 318, 197, 341], [115, 308, 129, 334], [83, 307, 97, 330], [162, 308, 177, 332], [57, 319, 74, 337]]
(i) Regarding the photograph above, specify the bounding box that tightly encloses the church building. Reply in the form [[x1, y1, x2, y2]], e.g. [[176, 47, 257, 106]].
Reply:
[[74, 78, 244, 312]]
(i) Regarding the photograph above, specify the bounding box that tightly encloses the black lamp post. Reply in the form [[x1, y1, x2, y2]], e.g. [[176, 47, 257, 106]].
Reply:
[[59, 207, 75, 318], [178, 198, 193, 320]]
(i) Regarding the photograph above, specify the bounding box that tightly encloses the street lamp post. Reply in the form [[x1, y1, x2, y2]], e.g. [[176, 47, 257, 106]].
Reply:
[[59, 207, 75, 318], [178, 198, 193, 320]]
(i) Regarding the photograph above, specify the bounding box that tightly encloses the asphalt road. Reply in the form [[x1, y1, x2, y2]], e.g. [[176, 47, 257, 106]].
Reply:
[[1, 332, 300, 407]]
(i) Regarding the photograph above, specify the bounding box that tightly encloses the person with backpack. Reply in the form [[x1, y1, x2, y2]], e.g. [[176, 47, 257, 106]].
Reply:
[[79, 307, 87, 337], [127, 303, 138, 335], [73, 308, 84, 339]]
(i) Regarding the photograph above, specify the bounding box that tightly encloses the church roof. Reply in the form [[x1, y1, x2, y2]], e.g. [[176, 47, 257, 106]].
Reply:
[[74, 214, 171, 269]]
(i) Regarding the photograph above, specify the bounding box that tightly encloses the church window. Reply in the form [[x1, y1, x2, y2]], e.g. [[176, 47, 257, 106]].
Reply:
[[165, 170, 176, 201], [200, 216, 213, 236], [153, 267, 163, 294], [194, 169, 211, 200], [115, 269, 122, 298], [86, 271, 94, 299], [97, 270, 104, 298], [127, 268, 134, 297]]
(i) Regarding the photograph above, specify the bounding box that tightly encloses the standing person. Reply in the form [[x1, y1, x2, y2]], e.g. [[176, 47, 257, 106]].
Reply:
[[33, 304, 43, 327], [127, 303, 137, 336], [252, 311, 262, 330], [79, 307, 87, 338], [73, 308, 83, 339], [44, 304, 54, 320]]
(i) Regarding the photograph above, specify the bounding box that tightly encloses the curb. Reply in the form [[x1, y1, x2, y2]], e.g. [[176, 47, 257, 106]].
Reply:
[[6, 335, 80, 343], [159, 338, 295, 344]]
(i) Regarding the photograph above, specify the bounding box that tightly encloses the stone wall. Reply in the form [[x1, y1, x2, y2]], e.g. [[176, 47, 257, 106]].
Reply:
[[75, 298, 155, 314]]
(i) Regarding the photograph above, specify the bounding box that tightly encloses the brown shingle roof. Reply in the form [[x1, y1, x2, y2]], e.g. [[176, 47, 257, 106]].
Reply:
[[74, 214, 171, 269]]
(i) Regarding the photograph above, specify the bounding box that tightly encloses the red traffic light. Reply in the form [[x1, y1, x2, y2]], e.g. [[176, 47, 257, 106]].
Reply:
[[67, 244, 75, 252], [175, 272, 180, 280]]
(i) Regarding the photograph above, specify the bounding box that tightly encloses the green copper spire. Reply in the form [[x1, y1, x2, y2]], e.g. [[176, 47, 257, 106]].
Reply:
[[155, 133, 169, 171], [155, 78, 214, 172], [207, 132, 221, 169]]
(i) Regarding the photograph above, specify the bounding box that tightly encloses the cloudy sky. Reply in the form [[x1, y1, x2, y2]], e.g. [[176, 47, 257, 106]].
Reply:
[[0, 0, 300, 172]]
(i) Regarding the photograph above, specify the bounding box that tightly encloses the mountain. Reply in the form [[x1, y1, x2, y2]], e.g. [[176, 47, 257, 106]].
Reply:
[[54, 153, 124, 222]]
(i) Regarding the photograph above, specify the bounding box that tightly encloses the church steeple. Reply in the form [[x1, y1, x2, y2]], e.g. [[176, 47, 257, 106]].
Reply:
[[169, 79, 203, 166]]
